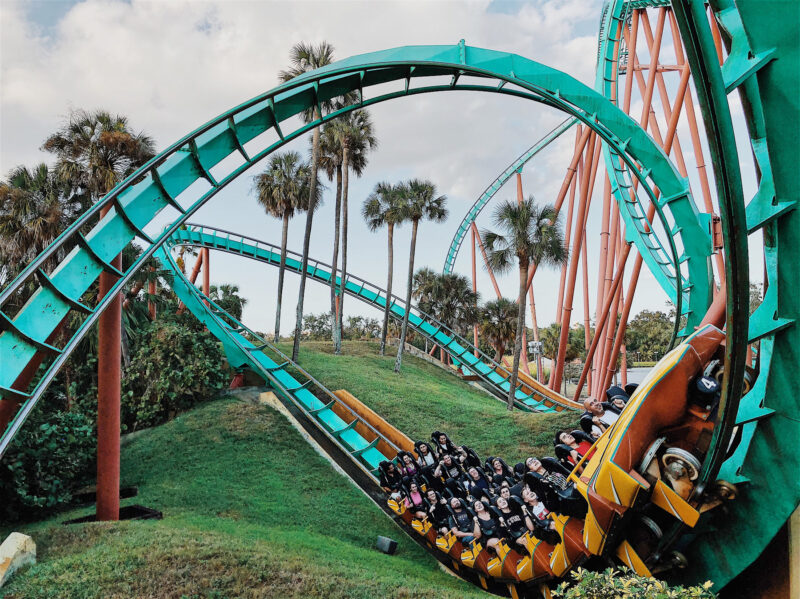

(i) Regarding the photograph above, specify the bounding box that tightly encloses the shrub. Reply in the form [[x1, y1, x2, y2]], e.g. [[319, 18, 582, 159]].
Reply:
[[0, 408, 96, 521], [122, 319, 230, 430], [554, 568, 716, 599]]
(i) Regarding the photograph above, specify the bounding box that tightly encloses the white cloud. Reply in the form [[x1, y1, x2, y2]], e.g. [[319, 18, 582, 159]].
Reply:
[[2, 0, 693, 337]]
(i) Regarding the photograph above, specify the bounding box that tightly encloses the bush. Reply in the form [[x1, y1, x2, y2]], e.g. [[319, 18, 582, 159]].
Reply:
[[554, 568, 716, 599], [122, 319, 230, 430], [0, 408, 96, 521]]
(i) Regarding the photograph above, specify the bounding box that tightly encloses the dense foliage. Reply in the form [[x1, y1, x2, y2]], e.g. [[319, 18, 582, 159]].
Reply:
[[624, 309, 673, 362], [0, 408, 96, 521], [122, 317, 230, 431], [301, 312, 382, 341], [554, 568, 716, 599]]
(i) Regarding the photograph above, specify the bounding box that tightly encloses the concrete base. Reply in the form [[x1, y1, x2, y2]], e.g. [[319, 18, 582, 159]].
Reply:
[[0, 532, 36, 587]]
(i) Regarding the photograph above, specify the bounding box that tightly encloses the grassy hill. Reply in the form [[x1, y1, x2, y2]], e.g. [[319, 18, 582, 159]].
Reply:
[[2, 340, 579, 598], [1, 400, 486, 599], [284, 341, 578, 463]]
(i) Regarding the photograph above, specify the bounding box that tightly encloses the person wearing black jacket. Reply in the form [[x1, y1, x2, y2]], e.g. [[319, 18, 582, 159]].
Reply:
[[472, 500, 504, 551], [379, 461, 404, 498], [448, 497, 476, 544], [497, 496, 533, 549], [426, 489, 452, 534], [414, 441, 440, 491], [464, 467, 492, 503], [434, 454, 465, 497], [432, 431, 457, 457]]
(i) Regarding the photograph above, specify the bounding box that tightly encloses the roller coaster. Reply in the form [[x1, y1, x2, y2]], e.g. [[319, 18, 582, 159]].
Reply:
[[0, 0, 796, 596]]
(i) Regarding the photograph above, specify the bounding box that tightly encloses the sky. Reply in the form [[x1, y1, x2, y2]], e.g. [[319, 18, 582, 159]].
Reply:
[[0, 0, 761, 337]]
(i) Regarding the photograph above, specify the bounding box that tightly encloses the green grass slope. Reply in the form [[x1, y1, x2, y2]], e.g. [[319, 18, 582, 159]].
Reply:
[[1, 400, 486, 599], [285, 341, 577, 463]]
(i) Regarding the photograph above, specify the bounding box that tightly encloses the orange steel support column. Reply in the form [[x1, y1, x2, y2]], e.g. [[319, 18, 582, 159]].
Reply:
[[471, 226, 479, 357], [580, 231, 592, 394], [595, 177, 612, 325], [516, 172, 532, 377], [620, 343, 628, 386], [601, 255, 644, 395], [473, 222, 502, 299], [572, 243, 632, 401], [669, 10, 726, 287], [598, 224, 626, 393], [189, 252, 204, 284], [148, 268, 156, 320], [707, 5, 724, 65], [97, 205, 121, 522], [555, 173, 579, 325], [177, 251, 203, 315], [594, 197, 620, 395], [524, 126, 592, 293], [553, 127, 592, 214], [599, 26, 694, 390], [639, 11, 692, 178], [551, 133, 597, 391], [202, 247, 210, 306]]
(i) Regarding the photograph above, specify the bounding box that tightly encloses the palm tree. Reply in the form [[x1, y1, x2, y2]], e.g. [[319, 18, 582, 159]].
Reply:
[[279, 41, 337, 361], [253, 151, 317, 342], [329, 109, 377, 354], [394, 180, 448, 373], [412, 267, 439, 311], [429, 273, 479, 337], [412, 269, 478, 364], [0, 164, 76, 285], [481, 197, 567, 409], [480, 298, 518, 362], [42, 109, 155, 206], [209, 284, 248, 321], [363, 182, 406, 355], [318, 123, 344, 344]]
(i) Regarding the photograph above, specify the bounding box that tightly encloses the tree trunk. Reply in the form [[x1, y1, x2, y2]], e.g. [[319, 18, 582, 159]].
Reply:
[[394, 219, 419, 373], [274, 211, 290, 342], [494, 343, 504, 363], [292, 112, 321, 362], [331, 164, 342, 347], [507, 261, 529, 410], [336, 146, 350, 355], [380, 222, 394, 355]]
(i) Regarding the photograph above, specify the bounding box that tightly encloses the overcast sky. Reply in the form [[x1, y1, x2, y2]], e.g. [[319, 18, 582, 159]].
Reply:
[[1, 0, 760, 337]]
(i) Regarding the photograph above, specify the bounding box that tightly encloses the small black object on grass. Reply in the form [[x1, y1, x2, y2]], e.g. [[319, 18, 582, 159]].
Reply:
[[63, 504, 162, 525], [376, 535, 398, 555]]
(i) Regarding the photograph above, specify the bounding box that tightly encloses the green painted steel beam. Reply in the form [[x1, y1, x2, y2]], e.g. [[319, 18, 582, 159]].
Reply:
[[442, 117, 577, 274], [163, 224, 577, 413], [671, 0, 800, 589], [0, 41, 701, 458], [156, 246, 398, 477], [596, 0, 712, 337]]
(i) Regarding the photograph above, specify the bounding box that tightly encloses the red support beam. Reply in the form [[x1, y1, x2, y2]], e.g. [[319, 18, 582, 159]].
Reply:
[[669, 10, 726, 288], [202, 247, 210, 306], [148, 268, 156, 320], [471, 226, 479, 357], [555, 169, 579, 326], [96, 205, 121, 522], [572, 243, 633, 402], [473, 222, 502, 299], [551, 133, 598, 391], [177, 251, 203, 315], [580, 229, 592, 394], [516, 172, 531, 377]]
